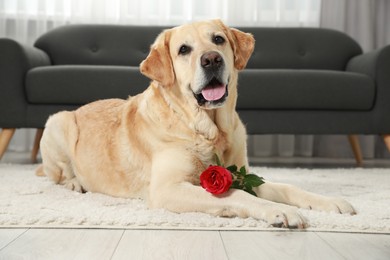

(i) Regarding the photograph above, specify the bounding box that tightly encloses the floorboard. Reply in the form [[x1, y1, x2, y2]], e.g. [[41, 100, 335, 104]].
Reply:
[[317, 232, 390, 260], [0, 229, 124, 260], [1, 229, 390, 259], [0, 229, 28, 250], [220, 231, 344, 259], [111, 230, 228, 260]]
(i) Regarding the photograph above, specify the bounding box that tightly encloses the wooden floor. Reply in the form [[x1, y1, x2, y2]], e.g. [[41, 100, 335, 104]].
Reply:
[[0, 228, 388, 259]]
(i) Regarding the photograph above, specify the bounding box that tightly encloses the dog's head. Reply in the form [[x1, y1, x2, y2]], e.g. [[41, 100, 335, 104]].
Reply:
[[140, 20, 254, 110]]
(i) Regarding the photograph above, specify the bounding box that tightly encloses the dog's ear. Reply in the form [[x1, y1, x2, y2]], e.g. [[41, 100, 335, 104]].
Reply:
[[215, 20, 255, 70], [140, 30, 175, 86]]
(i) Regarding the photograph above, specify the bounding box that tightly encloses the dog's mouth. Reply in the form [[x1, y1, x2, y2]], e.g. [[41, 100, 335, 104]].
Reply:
[[193, 77, 228, 108]]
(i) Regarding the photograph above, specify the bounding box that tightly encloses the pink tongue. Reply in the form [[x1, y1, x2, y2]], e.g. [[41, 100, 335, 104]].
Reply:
[[201, 85, 226, 101]]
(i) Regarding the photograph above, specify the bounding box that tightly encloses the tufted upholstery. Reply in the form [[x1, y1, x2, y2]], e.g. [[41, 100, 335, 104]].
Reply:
[[242, 28, 362, 70], [34, 25, 166, 66]]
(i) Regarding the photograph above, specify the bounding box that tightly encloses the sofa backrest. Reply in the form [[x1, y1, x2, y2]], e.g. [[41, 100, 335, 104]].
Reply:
[[240, 27, 362, 70], [35, 25, 167, 66], [35, 25, 362, 71]]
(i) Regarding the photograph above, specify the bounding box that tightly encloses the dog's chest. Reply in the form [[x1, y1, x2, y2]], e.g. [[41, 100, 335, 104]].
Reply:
[[189, 130, 229, 164], [184, 132, 229, 186]]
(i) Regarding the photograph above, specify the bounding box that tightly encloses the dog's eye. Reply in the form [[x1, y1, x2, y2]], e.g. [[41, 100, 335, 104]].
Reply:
[[178, 45, 191, 55], [213, 35, 225, 45]]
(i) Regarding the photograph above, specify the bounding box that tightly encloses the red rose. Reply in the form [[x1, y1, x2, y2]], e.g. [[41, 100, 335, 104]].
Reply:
[[200, 165, 233, 195]]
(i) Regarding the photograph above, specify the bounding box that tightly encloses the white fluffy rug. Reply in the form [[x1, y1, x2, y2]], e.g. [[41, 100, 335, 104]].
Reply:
[[0, 164, 389, 233]]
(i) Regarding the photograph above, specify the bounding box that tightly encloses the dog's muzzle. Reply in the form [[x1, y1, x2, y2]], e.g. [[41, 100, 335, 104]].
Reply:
[[193, 51, 228, 108]]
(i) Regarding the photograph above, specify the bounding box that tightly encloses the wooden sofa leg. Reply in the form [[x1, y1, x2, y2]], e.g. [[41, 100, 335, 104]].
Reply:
[[0, 128, 16, 160], [383, 134, 390, 153], [31, 128, 44, 163], [348, 135, 363, 166]]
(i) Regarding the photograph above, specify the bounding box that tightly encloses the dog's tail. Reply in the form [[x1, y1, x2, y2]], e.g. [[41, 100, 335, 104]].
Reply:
[[35, 164, 45, 177]]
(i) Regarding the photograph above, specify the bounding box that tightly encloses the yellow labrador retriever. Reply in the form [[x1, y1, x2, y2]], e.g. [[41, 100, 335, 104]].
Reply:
[[37, 20, 355, 228]]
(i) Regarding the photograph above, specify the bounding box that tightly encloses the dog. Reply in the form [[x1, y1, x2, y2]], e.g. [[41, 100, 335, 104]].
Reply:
[[37, 20, 355, 228]]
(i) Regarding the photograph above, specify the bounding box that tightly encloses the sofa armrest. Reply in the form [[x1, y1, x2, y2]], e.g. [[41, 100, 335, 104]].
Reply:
[[346, 46, 389, 77], [347, 45, 390, 132], [0, 38, 51, 127]]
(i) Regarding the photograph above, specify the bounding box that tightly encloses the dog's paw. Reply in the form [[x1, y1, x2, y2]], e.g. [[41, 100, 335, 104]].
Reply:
[[63, 178, 84, 193], [322, 197, 356, 214], [304, 196, 356, 215], [264, 206, 307, 229]]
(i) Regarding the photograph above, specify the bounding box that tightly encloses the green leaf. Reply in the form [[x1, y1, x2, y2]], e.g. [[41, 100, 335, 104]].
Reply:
[[244, 188, 257, 197], [226, 165, 237, 173], [244, 182, 253, 191], [231, 181, 242, 189], [234, 166, 246, 177], [239, 166, 247, 174], [244, 174, 265, 187]]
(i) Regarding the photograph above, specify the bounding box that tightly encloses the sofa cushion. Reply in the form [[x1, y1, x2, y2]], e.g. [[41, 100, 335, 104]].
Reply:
[[241, 28, 362, 70], [34, 25, 166, 66], [236, 69, 375, 110], [26, 65, 150, 105], [26, 66, 375, 111]]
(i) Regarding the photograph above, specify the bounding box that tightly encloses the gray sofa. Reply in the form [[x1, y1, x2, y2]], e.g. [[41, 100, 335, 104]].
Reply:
[[1, 24, 390, 163]]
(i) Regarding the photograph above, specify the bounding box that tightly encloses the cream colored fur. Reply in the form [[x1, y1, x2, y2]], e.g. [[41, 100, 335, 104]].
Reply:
[[38, 20, 355, 228]]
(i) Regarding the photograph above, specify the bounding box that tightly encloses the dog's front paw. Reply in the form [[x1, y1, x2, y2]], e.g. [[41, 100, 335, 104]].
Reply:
[[264, 206, 307, 229], [318, 197, 356, 214], [303, 196, 356, 215]]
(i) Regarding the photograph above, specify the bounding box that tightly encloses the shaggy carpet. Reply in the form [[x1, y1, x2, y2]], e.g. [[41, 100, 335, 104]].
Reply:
[[0, 164, 389, 233]]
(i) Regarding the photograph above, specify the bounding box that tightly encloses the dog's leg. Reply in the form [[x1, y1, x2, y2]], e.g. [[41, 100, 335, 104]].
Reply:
[[40, 111, 84, 193], [255, 182, 356, 214], [149, 149, 306, 228]]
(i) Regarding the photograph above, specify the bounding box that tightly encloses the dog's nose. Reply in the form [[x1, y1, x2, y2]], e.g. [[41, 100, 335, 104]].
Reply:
[[201, 52, 223, 69]]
